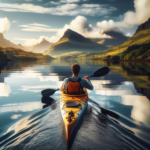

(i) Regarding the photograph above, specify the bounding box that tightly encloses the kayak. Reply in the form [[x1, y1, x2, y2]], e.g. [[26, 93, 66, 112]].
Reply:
[[60, 92, 88, 140]]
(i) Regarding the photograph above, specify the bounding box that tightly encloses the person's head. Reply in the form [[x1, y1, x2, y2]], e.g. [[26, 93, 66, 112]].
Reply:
[[71, 63, 80, 75]]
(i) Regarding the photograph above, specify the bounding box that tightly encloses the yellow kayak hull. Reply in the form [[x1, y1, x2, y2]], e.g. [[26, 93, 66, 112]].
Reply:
[[60, 93, 88, 140]]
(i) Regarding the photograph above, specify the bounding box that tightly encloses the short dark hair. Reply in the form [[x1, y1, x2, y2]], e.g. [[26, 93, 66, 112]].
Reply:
[[71, 63, 80, 75]]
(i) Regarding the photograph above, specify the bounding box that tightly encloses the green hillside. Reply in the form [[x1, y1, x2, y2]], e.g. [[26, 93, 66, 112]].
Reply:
[[91, 28, 150, 60], [0, 47, 54, 60], [43, 29, 106, 56], [54, 51, 86, 59], [55, 51, 98, 60]]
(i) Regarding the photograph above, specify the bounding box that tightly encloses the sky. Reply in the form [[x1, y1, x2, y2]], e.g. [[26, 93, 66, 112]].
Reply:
[[0, 0, 150, 46]]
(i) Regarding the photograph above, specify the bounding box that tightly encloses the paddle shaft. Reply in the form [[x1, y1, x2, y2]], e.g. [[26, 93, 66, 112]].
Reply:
[[42, 67, 109, 97]]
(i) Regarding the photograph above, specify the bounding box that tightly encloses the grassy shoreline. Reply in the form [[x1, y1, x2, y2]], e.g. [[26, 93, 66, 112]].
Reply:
[[90, 59, 150, 63]]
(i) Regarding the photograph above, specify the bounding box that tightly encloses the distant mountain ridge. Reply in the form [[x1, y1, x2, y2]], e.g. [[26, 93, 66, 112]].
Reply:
[[0, 33, 54, 60], [0, 33, 27, 51], [30, 39, 53, 53], [55, 18, 150, 60], [43, 29, 106, 56], [91, 30, 129, 48], [90, 18, 150, 60]]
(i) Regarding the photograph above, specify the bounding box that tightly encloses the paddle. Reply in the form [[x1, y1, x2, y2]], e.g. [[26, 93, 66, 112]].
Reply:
[[41, 88, 59, 97], [99, 106, 119, 119], [41, 67, 109, 97], [90, 66, 109, 77], [88, 99, 119, 119]]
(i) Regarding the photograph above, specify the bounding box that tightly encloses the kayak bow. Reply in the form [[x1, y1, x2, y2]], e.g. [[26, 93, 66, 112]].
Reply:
[[60, 92, 88, 140]]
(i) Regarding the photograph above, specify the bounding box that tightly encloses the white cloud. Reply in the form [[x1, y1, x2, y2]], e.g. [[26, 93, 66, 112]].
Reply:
[[0, 3, 117, 16], [19, 23, 58, 32], [48, 0, 87, 4], [12, 20, 18, 24], [56, 16, 112, 39], [29, 23, 50, 27], [126, 33, 131, 37], [60, 0, 80, 3], [15, 16, 112, 46], [0, 17, 10, 33], [47, 1, 59, 5], [96, 0, 150, 31], [14, 35, 59, 46]]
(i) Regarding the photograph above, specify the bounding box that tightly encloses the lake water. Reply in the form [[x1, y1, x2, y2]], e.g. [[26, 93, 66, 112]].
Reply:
[[0, 59, 150, 150]]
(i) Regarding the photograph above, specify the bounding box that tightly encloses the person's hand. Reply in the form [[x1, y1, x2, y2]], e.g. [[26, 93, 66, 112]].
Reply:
[[84, 76, 89, 80]]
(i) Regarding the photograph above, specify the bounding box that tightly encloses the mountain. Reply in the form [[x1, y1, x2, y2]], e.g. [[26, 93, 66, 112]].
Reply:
[[0, 46, 54, 60], [24, 45, 35, 51], [90, 18, 150, 60], [0, 33, 26, 51], [31, 39, 53, 53], [91, 30, 129, 48], [135, 18, 150, 34], [54, 51, 87, 59], [43, 29, 106, 56], [55, 51, 99, 60]]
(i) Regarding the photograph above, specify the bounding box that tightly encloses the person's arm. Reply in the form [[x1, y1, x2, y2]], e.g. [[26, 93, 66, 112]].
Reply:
[[60, 82, 65, 92], [83, 76, 93, 90], [60, 78, 68, 92]]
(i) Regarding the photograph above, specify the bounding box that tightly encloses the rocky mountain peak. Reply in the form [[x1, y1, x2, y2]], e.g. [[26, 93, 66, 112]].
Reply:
[[41, 38, 49, 43], [60, 28, 91, 43], [135, 18, 150, 34]]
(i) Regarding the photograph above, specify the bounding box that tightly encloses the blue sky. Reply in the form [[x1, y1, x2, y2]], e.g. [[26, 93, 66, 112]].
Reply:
[[0, 0, 150, 46]]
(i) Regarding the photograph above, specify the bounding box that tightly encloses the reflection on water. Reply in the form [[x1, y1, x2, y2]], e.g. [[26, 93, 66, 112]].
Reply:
[[0, 83, 11, 97], [122, 95, 150, 125], [0, 102, 42, 113], [0, 59, 150, 149]]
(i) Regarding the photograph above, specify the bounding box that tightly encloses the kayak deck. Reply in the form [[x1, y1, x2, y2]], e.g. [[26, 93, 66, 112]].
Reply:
[[60, 93, 88, 140]]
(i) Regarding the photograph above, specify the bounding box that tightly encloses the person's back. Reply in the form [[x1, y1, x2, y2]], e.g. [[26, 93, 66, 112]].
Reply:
[[60, 63, 93, 94]]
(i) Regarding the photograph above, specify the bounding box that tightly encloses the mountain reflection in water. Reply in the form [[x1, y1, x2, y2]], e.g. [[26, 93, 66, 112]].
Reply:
[[0, 59, 150, 150]]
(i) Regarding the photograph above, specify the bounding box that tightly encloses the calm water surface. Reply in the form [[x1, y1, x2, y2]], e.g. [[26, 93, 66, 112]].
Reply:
[[0, 59, 150, 150]]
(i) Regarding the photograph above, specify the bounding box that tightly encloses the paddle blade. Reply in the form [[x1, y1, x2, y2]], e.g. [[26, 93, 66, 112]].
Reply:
[[41, 88, 59, 97], [100, 107, 119, 119], [41, 96, 55, 104], [90, 67, 109, 77]]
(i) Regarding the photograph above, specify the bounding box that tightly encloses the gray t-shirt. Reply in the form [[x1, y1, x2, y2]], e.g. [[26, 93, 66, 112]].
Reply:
[[60, 77, 93, 92]]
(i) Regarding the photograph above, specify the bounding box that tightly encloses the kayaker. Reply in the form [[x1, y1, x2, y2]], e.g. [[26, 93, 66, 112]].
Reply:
[[60, 63, 93, 94]]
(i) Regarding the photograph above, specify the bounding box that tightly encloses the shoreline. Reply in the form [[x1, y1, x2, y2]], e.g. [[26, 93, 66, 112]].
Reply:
[[91, 59, 150, 63], [0, 59, 12, 63]]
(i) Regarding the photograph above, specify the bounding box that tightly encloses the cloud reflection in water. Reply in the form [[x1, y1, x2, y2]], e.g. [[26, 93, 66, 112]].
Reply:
[[0, 102, 42, 112], [11, 114, 22, 119], [14, 71, 59, 82], [122, 95, 150, 125], [0, 83, 11, 97]]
